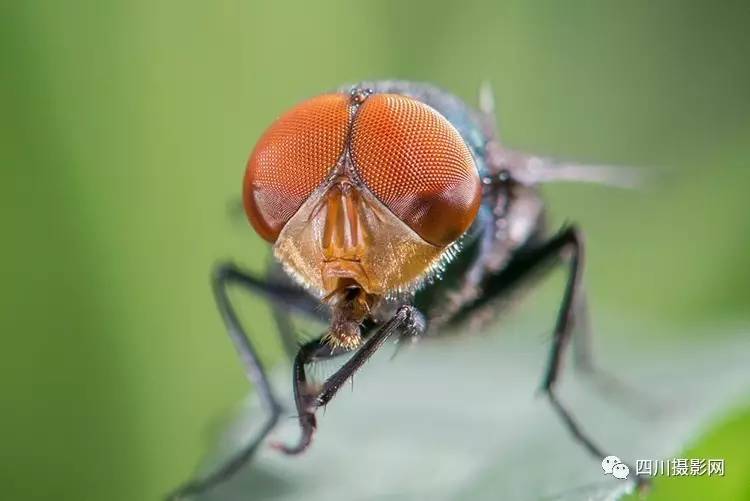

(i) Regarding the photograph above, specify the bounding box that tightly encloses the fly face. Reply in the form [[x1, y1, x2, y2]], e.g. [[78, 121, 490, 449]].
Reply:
[[169, 81, 648, 500], [243, 90, 481, 347]]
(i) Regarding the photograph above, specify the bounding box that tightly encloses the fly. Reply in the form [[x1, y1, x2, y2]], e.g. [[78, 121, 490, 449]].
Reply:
[[169, 80, 647, 499]]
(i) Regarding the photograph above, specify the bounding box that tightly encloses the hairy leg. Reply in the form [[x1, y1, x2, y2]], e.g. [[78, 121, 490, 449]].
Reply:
[[274, 305, 425, 455], [168, 263, 324, 500], [449, 226, 648, 488]]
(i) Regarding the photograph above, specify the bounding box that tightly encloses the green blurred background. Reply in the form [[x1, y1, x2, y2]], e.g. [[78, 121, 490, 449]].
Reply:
[[2, 1, 749, 500]]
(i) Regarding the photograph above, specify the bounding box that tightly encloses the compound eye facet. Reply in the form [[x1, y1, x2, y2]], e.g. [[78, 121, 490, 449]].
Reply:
[[244, 93, 350, 242], [350, 94, 481, 246]]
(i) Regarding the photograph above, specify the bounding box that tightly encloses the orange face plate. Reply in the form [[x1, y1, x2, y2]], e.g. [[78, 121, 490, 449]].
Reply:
[[244, 91, 481, 296]]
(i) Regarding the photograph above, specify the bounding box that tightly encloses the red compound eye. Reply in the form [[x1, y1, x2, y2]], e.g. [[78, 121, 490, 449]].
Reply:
[[350, 94, 482, 246], [244, 93, 350, 242]]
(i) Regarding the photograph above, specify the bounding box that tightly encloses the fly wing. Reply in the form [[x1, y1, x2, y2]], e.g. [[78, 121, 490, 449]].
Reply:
[[501, 149, 648, 189], [477, 82, 651, 189]]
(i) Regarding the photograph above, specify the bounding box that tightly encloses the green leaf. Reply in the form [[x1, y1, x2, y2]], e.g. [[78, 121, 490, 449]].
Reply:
[[191, 322, 750, 501]]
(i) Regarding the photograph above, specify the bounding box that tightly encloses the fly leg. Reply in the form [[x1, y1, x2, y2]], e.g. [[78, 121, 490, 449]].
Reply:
[[275, 305, 425, 454], [537, 229, 647, 489], [168, 262, 325, 500], [448, 226, 647, 489], [265, 262, 320, 359], [268, 336, 344, 455]]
